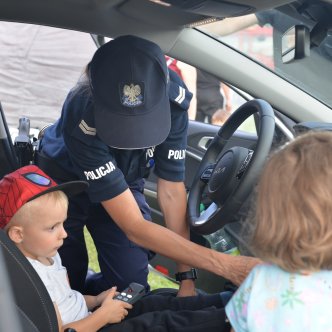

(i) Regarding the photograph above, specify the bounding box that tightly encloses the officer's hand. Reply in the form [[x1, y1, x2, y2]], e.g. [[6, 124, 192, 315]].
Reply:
[[226, 255, 262, 286], [177, 279, 196, 297]]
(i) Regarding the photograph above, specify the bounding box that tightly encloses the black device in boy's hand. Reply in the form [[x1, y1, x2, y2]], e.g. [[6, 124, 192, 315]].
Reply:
[[114, 282, 146, 304]]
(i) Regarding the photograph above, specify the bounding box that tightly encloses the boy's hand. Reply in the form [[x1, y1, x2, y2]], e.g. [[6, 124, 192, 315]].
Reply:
[[100, 287, 133, 324], [96, 287, 119, 307]]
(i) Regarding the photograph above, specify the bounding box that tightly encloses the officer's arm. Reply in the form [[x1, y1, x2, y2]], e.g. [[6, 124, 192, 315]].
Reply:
[[176, 61, 197, 120], [156, 178, 196, 296], [101, 188, 261, 286]]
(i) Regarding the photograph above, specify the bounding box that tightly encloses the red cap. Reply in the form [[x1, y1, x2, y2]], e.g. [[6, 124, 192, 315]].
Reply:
[[0, 165, 88, 228]]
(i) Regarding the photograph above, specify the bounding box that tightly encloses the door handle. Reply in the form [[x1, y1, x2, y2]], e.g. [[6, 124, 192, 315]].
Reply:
[[198, 136, 213, 150]]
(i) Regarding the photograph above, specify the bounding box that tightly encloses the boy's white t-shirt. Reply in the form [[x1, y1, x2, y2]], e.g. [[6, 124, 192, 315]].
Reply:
[[27, 252, 89, 325]]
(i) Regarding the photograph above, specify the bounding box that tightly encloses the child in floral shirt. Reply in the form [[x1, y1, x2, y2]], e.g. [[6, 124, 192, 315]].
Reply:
[[226, 131, 332, 331]]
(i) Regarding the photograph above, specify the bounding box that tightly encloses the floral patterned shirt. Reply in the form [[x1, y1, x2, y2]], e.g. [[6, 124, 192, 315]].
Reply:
[[226, 263, 332, 331]]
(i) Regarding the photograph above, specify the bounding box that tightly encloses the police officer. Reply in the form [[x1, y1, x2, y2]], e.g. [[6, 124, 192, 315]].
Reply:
[[38, 35, 259, 296]]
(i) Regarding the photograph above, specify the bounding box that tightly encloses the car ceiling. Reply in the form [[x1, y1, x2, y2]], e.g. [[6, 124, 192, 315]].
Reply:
[[1, 0, 331, 123], [0, 0, 297, 38], [1, 0, 329, 55]]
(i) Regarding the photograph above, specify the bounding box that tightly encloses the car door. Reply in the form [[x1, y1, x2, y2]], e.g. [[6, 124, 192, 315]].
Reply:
[[0, 102, 19, 179]]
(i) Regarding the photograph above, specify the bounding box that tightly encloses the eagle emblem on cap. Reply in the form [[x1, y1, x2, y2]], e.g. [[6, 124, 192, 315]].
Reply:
[[122, 83, 143, 107]]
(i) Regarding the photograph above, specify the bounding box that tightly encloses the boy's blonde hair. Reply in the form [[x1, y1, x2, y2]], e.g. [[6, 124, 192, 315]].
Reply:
[[8, 190, 68, 228], [250, 131, 332, 272]]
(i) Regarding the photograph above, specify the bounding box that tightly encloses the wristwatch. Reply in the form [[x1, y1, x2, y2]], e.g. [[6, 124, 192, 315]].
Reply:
[[175, 268, 198, 282]]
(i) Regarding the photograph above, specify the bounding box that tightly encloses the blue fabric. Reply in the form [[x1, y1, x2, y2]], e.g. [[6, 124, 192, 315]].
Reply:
[[58, 178, 153, 294], [41, 69, 189, 202], [40, 69, 190, 294], [219, 291, 233, 307], [226, 264, 332, 331]]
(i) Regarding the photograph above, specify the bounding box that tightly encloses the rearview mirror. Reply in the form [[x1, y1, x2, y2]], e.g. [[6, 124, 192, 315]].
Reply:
[[282, 25, 310, 64]]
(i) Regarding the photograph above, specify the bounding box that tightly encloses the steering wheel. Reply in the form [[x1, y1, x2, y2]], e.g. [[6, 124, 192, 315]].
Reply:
[[188, 99, 275, 235]]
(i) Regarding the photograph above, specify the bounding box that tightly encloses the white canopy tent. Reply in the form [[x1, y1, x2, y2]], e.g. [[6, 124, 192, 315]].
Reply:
[[0, 22, 96, 131]]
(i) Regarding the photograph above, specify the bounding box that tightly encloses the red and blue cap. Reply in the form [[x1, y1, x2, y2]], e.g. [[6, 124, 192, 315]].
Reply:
[[89, 35, 171, 149], [0, 165, 88, 229]]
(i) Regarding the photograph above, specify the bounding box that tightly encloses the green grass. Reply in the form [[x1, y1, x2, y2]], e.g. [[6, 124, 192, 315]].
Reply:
[[84, 227, 178, 290], [85, 227, 100, 273]]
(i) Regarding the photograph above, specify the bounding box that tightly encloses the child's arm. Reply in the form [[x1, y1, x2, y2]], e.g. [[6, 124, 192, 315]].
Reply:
[[53, 302, 63, 332], [83, 294, 98, 311], [60, 288, 133, 332]]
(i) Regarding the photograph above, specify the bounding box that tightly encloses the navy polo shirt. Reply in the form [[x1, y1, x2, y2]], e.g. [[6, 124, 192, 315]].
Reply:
[[41, 70, 192, 203]]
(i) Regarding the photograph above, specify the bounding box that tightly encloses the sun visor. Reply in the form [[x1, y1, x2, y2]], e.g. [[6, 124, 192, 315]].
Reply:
[[164, 0, 254, 18]]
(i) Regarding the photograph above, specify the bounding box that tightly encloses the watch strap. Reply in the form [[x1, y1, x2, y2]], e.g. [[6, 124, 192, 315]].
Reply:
[[175, 268, 198, 282]]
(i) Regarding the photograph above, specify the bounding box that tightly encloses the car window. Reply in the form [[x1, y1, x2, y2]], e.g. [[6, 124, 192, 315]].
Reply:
[[165, 56, 256, 134], [198, 8, 332, 109]]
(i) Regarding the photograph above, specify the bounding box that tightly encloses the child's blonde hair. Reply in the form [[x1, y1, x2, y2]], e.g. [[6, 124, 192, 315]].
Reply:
[[8, 190, 68, 228], [250, 131, 332, 272]]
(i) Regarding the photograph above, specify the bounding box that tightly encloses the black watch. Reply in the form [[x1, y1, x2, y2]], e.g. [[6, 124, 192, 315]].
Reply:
[[175, 268, 198, 282]]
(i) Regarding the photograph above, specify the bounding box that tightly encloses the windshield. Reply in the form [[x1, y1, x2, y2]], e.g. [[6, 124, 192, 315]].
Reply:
[[198, 8, 332, 109]]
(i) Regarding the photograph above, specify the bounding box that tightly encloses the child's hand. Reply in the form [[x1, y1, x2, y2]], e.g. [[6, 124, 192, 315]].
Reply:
[[96, 288, 116, 307], [100, 287, 133, 324]]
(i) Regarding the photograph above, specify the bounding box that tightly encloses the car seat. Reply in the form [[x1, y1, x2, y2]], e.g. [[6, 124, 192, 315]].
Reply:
[[0, 229, 59, 332]]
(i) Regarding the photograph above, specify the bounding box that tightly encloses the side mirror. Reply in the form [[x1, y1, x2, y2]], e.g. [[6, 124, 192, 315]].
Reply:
[[282, 25, 310, 64]]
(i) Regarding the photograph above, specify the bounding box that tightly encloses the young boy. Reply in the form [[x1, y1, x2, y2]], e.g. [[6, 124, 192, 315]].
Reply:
[[0, 165, 133, 331], [0, 165, 230, 332]]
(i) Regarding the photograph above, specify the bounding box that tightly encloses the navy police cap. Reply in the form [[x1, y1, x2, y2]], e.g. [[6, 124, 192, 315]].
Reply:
[[90, 35, 171, 149]]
